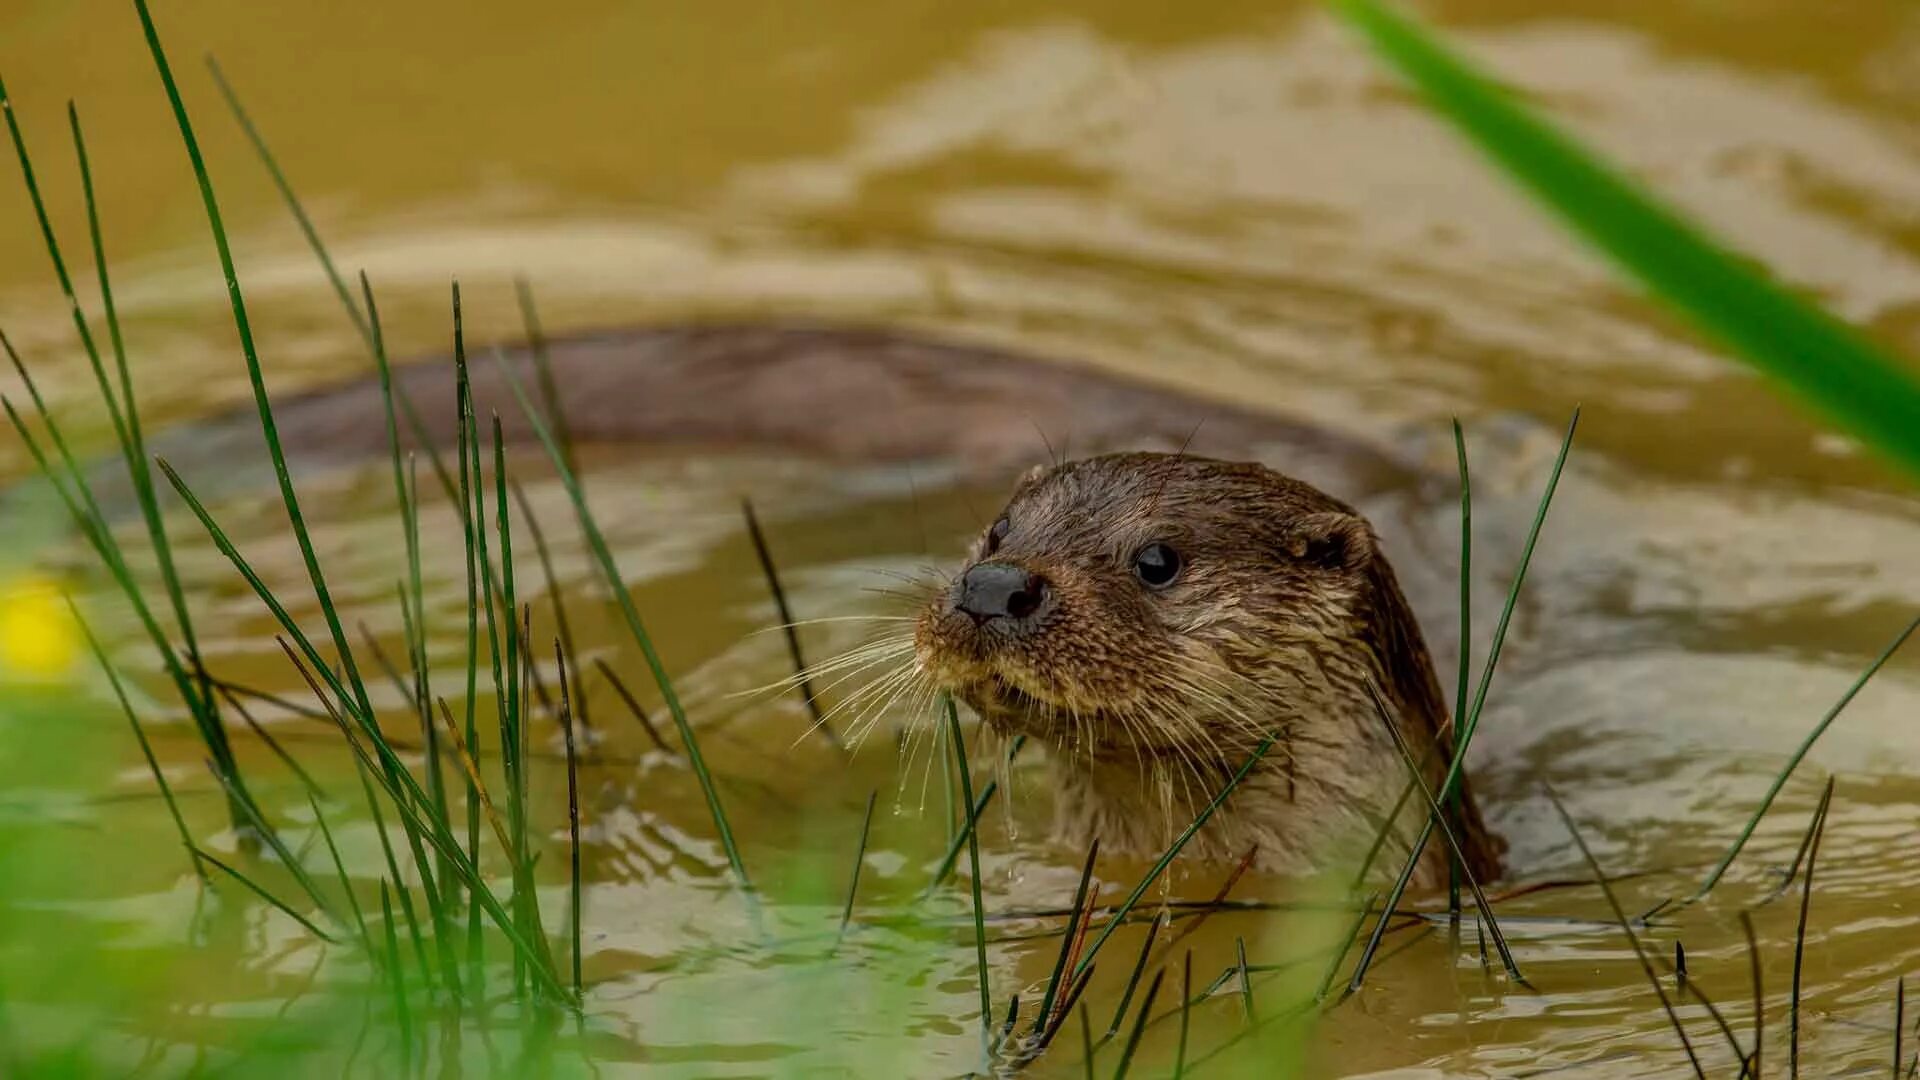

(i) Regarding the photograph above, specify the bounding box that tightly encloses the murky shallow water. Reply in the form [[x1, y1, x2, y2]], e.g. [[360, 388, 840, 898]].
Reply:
[[5, 0, 1920, 1075]]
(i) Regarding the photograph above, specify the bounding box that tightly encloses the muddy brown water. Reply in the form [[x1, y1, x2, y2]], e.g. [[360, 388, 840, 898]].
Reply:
[[4, 1, 1920, 1075]]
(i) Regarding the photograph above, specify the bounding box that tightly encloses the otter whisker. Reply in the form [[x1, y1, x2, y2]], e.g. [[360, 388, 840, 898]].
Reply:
[[841, 661, 935, 755], [813, 659, 920, 741], [788, 651, 924, 748], [739, 636, 916, 699], [746, 615, 917, 637]]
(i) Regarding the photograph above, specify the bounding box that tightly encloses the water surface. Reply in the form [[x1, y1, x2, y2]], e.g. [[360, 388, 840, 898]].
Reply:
[[4, 1, 1920, 1074]]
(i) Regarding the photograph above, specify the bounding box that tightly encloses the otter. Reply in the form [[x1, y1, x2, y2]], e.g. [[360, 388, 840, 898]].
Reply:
[[48, 320, 1494, 880], [915, 452, 1503, 885]]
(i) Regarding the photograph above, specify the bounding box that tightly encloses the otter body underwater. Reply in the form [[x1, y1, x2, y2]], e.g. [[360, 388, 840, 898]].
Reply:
[[110, 320, 1503, 885]]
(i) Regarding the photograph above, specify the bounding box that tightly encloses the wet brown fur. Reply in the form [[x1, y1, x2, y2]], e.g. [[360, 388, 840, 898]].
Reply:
[[916, 452, 1504, 887]]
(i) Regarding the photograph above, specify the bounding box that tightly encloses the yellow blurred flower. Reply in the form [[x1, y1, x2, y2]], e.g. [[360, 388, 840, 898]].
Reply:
[[0, 576, 78, 681]]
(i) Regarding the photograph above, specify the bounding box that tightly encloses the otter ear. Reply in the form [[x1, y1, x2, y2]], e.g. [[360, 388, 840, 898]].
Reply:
[[1282, 512, 1374, 573]]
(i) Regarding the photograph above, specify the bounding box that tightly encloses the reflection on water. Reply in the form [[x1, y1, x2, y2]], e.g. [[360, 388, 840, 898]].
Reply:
[[4, 0, 1920, 1074]]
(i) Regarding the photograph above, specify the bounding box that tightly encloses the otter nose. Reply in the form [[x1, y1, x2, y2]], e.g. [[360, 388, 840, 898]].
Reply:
[[956, 562, 1047, 623]]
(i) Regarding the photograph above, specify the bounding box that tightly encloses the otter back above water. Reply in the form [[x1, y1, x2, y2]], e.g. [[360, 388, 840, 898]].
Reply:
[[105, 322, 1427, 512]]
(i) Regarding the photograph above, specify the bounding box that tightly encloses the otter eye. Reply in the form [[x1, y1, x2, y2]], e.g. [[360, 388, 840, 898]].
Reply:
[[985, 516, 1011, 554], [1133, 543, 1181, 588]]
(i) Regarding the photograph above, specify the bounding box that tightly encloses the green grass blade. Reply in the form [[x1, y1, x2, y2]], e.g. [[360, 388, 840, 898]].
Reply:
[[1234, 936, 1254, 1023], [454, 316, 486, 988], [1072, 731, 1275, 987], [204, 57, 458, 505], [945, 698, 993, 1060], [556, 640, 584, 1001], [1109, 967, 1164, 1080], [740, 498, 839, 747], [594, 658, 674, 755], [2, 85, 238, 807], [513, 479, 592, 739], [377, 881, 414, 1073], [133, 0, 400, 833], [1545, 785, 1706, 1079], [1032, 838, 1098, 1040], [1334, 0, 1920, 481], [1448, 418, 1470, 919], [924, 735, 1029, 893], [1692, 614, 1918, 900], [1789, 777, 1833, 1080], [1080, 1002, 1095, 1080], [217, 683, 326, 802], [1895, 977, 1905, 1080], [1313, 892, 1378, 1002], [1348, 408, 1576, 992], [358, 276, 448, 865], [513, 278, 577, 480], [202, 762, 337, 927], [66, 103, 214, 719], [1741, 911, 1764, 1080], [492, 417, 527, 873], [68, 598, 200, 880], [1365, 677, 1525, 985], [837, 790, 879, 943], [1103, 913, 1166, 1042], [1761, 775, 1838, 908], [308, 790, 372, 953], [1174, 950, 1192, 1079], [197, 848, 338, 944], [157, 458, 566, 998], [489, 351, 753, 892]]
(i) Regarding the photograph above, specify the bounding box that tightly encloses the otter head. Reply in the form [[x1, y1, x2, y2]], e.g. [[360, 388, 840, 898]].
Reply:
[[915, 452, 1385, 763]]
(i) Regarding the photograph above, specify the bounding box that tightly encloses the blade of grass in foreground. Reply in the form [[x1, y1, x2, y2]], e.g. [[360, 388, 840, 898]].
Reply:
[[0, 89, 242, 817], [1448, 418, 1471, 922], [1789, 777, 1833, 1080], [556, 640, 584, 1000], [1110, 967, 1165, 1080], [130, 3, 464, 942], [946, 698, 993, 1062], [205, 57, 459, 506], [1071, 731, 1277, 988], [1031, 839, 1099, 1042], [1175, 951, 1192, 1078], [1364, 678, 1524, 985], [1333, 0, 1920, 481], [741, 498, 840, 748], [1740, 911, 1763, 1080], [1348, 408, 1577, 992], [491, 351, 753, 894], [67, 599, 199, 880], [65, 105, 224, 756], [837, 790, 878, 944], [1690, 614, 1918, 901], [1545, 785, 1706, 1079], [196, 848, 338, 945], [924, 735, 1030, 894], [1760, 776, 1838, 909], [157, 458, 567, 999]]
